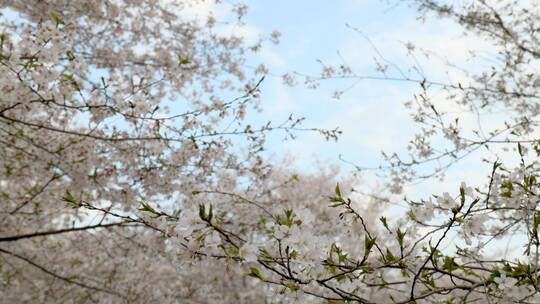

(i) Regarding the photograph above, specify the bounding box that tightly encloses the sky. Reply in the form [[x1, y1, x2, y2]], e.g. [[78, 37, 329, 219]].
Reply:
[[228, 0, 497, 199]]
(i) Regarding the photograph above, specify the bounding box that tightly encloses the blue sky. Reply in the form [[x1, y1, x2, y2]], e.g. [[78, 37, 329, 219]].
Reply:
[[243, 0, 421, 163], [227, 0, 497, 198]]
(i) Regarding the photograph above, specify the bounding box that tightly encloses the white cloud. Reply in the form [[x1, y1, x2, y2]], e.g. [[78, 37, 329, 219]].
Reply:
[[164, 0, 231, 20], [264, 81, 297, 114], [259, 47, 288, 69]]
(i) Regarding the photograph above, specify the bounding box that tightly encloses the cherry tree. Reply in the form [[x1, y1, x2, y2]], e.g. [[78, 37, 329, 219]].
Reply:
[[238, 0, 540, 303], [0, 1, 339, 302], [3, 0, 540, 303]]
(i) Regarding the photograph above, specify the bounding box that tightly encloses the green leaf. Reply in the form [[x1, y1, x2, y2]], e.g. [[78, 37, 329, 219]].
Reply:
[[500, 181, 513, 198], [396, 228, 405, 249], [62, 190, 80, 208], [61, 73, 75, 81], [379, 216, 391, 233], [284, 209, 293, 219], [338, 252, 347, 263], [50, 11, 65, 25], [66, 50, 75, 61], [385, 248, 396, 262], [199, 204, 206, 221], [177, 55, 191, 65], [139, 202, 157, 215], [198, 204, 213, 222], [61, 73, 79, 89], [459, 185, 465, 203], [443, 256, 459, 272], [289, 249, 298, 259], [492, 161, 501, 172], [248, 267, 264, 281], [534, 212, 540, 230], [285, 282, 299, 291], [335, 183, 342, 198], [364, 235, 376, 257]]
